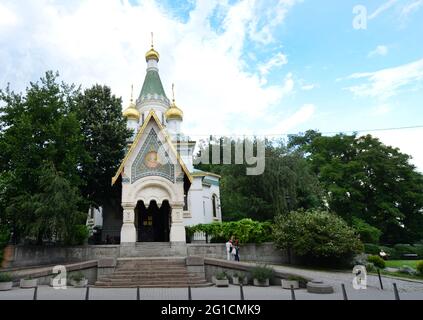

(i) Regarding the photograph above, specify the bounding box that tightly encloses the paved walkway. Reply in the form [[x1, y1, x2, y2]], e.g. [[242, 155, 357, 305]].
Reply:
[[266, 263, 423, 294], [0, 285, 422, 300]]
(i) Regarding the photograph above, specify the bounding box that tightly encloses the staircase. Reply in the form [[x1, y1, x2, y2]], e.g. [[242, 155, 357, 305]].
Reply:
[[95, 257, 211, 288], [119, 243, 187, 258]]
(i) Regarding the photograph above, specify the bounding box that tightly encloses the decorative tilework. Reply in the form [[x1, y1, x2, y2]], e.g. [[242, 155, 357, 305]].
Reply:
[[131, 129, 175, 184]]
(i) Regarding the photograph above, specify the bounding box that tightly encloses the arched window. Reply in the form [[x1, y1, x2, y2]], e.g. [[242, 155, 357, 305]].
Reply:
[[212, 195, 218, 218]]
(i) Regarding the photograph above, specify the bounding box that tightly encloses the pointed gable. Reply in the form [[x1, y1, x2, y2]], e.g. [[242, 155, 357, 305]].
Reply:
[[112, 110, 193, 186]]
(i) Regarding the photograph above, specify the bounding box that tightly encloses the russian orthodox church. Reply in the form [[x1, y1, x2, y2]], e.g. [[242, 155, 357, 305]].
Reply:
[[89, 41, 222, 244]]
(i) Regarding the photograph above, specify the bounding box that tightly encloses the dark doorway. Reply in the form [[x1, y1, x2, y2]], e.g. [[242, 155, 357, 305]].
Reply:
[[137, 200, 171, 242]]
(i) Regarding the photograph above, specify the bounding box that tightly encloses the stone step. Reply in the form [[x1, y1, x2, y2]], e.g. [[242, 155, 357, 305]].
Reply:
[[100, 275, 204, 281], [94, 282, 213, 288], [113, 270, 191, 276], [95, 279, 209, 286]]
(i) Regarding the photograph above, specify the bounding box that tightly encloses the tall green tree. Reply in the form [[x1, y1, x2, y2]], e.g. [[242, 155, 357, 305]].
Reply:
[[74, 85, 131, 209], [196, 138, 323, 221], [289, 130, 423, 244], [0, 71, 85, 243]]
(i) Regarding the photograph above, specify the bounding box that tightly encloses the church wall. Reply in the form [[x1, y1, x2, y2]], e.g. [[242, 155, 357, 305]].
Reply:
[[184, 177, 222, 227]]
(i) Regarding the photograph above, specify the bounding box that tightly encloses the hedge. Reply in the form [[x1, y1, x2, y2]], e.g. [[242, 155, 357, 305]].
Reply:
[[186, 219, 273, 244]]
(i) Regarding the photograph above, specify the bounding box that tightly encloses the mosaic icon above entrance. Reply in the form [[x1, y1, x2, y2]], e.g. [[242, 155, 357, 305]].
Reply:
[[131, 129, 175, 183]]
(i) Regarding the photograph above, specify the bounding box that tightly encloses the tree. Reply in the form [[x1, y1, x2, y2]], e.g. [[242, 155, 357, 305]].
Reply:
[[289, 130, 423, 244], [74, 85, 131, 209], [196, 138, 323, 221], [0, 71, 86, 242], [273, 209, 363, 266], [6, 163, 86, 245]]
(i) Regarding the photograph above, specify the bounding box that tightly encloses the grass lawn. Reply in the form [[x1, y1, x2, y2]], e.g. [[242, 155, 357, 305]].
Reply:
[[379, 260, 423, 281], [385, 260, 421, 269]]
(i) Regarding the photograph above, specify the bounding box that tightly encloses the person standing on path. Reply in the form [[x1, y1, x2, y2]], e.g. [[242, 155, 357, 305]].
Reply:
[[234, 239, 240, 262], [226, 239, 233, 261]]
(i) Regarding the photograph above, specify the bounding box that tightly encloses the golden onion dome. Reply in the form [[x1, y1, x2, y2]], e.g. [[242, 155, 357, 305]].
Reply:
[[165, 102, 183, 121], [123, 102, 140, 121], [145, 46, 160, 62]]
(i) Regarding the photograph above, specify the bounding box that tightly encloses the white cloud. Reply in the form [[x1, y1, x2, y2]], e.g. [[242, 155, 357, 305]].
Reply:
[[0, 0, 302, 138], [268, 104, 316, 134], [301, 84, 315, 91], [370, 104, 392, 116], [401, 0, 423, 18], [371, 128, 423, 173], [344, 58, 423, 99], [368, 0, 398, 20], [368, 45, 389, 58], [0, 3, 18, 27], [258, 52, 288, 77]]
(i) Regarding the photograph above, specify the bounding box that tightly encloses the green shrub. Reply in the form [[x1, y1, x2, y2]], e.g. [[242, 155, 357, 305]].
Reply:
[[416, 261, 423, 275], [251, 265, 273, 282], [273, 209, 363, 266], [364, 243, 380, 255], [70, 272, 85, 282], [366, 263, 375, 272], [367, 255, 386, 269], [216, 272, 228, 281], [233, 272, 246, 281], [393, 244, 417, 258], [65, 225, 89, 246], [352, 218, 382, 244], [0, 273, 12, 283], [413, 244, 423, 259]]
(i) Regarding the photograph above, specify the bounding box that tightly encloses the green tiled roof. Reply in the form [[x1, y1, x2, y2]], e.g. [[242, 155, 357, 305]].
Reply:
[[139, 70, 168, 101]]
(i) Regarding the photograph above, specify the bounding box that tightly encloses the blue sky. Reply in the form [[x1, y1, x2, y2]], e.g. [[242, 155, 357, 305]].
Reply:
[[0, 0, 422, 170]]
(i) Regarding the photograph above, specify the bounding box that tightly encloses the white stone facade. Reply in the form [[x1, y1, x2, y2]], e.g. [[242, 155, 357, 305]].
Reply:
[[109, 50, 222, 244]]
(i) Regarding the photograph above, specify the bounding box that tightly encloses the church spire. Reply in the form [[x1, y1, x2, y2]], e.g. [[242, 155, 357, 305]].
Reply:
[[138, 33, 169, 106]]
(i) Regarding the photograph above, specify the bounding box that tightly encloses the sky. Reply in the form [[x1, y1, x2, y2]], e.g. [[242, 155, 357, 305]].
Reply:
[[0, 0, 422, 171]]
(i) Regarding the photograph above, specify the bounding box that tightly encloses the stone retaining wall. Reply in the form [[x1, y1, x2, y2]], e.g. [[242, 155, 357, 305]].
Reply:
[[7, 245, 119, 268], [187, 243, 290, 264], [5, 242, 289, 268]]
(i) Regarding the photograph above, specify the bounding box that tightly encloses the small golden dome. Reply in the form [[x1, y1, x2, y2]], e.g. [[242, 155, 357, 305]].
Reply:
[[165, 102, 183, 121], [123, 103, 140, 121], [145, 47, 160, 62]]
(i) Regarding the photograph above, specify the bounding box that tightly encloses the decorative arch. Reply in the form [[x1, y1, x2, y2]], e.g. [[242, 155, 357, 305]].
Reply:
[[126, 176, 178, 207]]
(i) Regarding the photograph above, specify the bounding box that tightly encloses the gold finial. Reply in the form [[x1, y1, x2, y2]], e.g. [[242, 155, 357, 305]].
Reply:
[[130, 84, 134, 103], [151, 32, 154, 48], [172, 83, 175, 103]]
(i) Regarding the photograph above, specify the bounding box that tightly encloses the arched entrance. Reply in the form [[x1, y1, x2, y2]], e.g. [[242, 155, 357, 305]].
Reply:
[[136, 200, 171, 242]]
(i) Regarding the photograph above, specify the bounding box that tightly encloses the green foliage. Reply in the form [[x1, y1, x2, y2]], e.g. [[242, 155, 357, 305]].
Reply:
[[413, 245, 423, 258], [215, 272, 228, 281], [0, 73, 128, 245], [70, 272, 85, 282], [352, 218, 382, 244], [0, 227, 10, 264], [195, 139, 323, 221], [273, 209, 363, 265], [367, 255, 386, 269], [6, 163, 86, 245], [286, 275, 307, 282], [393, 244, 417, 257], [251, 265, 273, 282], [186, 219, 273, 244], [289, 131, 423, 244], [364, 243, 381, 255], [0, 72, 86, 243], [233, 272, 246, 281], [0, 273, 12, 283], [74, 85, 131, 209], [65, 225, 89, 246], [416, 261, 423, 275]]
